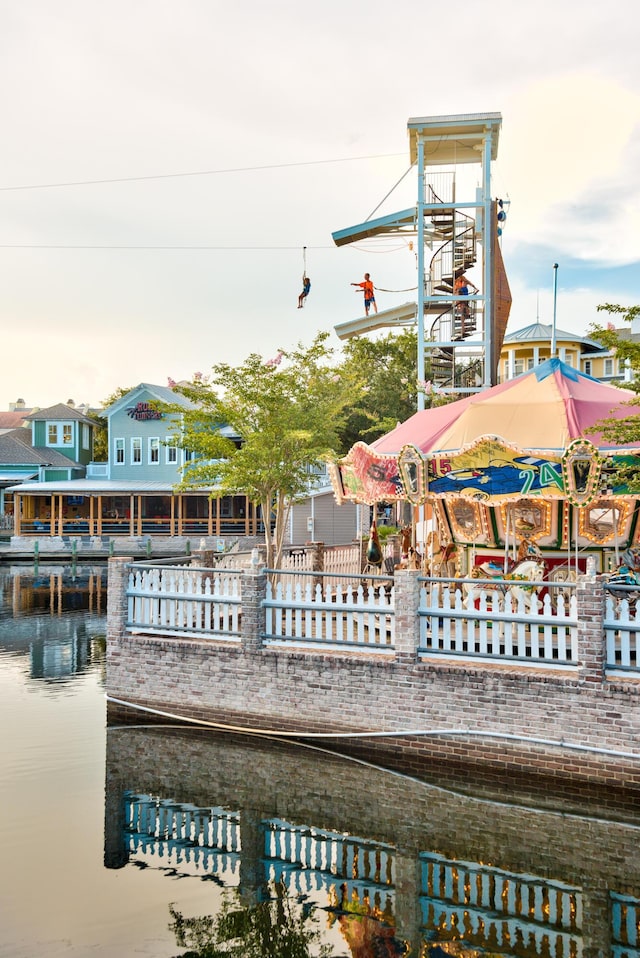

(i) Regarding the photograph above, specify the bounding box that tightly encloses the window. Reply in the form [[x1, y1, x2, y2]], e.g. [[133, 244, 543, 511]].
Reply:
[[47, 424, 58, 444], [62, 424, 73, 445], [583, 360, 592, 376], [114, 438, 125, 464], [82, 424, 90, 449], [184, 449, 196, 463], [514, 360, 526, 375], [148, 437, 160, 464], [131, 438, 142, 464], [604, 358, 614, 377], [166, 444, 178, 464]]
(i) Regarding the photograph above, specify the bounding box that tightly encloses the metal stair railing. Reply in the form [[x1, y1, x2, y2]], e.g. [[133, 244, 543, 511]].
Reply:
[[424, 186, 477, 296]]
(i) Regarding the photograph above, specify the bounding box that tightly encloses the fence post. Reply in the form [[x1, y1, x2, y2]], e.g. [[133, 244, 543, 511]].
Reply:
[[191, 548, 215, 568], [107, 556, 134, 645], [241, 553, 267, 652], [393, 569, 421, 661], [576, 573, 606, 684]]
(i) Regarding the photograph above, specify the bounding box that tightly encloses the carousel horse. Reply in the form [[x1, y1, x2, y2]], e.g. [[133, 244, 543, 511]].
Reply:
[[607, 547, 640, 600], [464, 542, 547, 609]]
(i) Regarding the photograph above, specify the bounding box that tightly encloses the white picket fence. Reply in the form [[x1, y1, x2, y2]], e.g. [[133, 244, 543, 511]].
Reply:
[[604, 591, 640, 675], [419, 580, 579, 666], [263, 578, 394, 652], [127, 565, 242, 640], [124, 562, 640, 674]]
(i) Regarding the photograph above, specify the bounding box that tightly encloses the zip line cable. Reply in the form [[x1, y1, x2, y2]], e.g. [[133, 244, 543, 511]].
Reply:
[[0, 151, 405, 193], [0, 244, 336, 250]]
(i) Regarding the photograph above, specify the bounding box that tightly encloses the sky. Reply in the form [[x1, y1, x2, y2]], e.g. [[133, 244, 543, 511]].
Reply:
[[1, 0, 639, 411]]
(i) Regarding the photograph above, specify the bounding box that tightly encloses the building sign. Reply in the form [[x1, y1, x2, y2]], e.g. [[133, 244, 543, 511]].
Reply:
[[126, 402, 163, 421]]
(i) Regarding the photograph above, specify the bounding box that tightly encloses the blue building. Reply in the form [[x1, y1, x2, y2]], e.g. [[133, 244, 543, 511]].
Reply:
[[8, 384, 260, 540]]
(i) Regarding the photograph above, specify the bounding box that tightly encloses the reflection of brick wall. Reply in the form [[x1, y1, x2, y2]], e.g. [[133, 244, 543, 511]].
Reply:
[[104, 724, 640, 956], [106, 559, 640, 798]]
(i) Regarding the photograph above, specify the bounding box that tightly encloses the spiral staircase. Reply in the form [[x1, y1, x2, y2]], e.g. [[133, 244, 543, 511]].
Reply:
[[424, 186, 482, 390]]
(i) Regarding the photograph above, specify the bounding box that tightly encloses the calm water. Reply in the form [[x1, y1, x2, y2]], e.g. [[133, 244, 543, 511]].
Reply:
[[1, 565, 640, 958]]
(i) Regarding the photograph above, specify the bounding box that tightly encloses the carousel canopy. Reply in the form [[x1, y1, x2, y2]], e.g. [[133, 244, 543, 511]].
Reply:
[[332, 358, 640, 506], [372, 358, 640, 455]]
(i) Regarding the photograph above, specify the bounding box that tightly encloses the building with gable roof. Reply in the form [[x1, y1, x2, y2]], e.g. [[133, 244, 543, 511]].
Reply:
[[499, 322, 634, 383], [6, 383, 263, 542]]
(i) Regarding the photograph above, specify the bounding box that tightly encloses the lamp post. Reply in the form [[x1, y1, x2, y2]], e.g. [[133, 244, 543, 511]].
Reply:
[[551, 263, 559, 358]]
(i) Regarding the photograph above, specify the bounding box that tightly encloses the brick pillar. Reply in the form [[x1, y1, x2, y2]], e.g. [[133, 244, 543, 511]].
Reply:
[[107, 556, 133, 644], [394, 852, 422, 953], [241, 563, 267, 652], [577, 573, 606, 684], [393, 569, 421, 661]]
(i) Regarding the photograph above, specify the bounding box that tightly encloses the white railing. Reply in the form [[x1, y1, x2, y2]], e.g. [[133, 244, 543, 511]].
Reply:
[[419, 579, 578, 666], [265, 818, 395, 904], [86, 462, 109, 478], [127, 565, 242, 640], [322, 543, 361, 577], [263, 577, 394, 652], [604, 589, 640, 675], [611, 892, 640, 958], [420, 852, 582, 958]]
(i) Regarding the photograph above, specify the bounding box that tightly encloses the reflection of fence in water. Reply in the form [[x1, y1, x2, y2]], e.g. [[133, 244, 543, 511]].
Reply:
[[611, 892, 640, 958], [420, 853, 582, 958], [264, 818, 395, 910], [124, 794, 241, 881]]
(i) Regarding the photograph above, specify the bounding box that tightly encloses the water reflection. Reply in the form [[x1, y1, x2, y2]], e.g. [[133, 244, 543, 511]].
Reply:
[[0, 567, 106, 684], [105, 721, 640, 958]]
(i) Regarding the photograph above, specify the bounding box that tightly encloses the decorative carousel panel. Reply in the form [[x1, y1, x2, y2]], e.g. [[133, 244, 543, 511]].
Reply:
[[579, 498, 632, 544], [398, 444, 428, 504], [327, 461, 346, 505], [447, 497, 490, 544], [561, 439, 602, 505], [336, 442, 404, 505], [601, 452, 640, 496], [497, 498, 554, 545], [427, 437, 564, 503]]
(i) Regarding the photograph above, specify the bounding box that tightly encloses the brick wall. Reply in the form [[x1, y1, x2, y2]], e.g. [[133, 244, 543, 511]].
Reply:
[[106, 559, 640, 790]]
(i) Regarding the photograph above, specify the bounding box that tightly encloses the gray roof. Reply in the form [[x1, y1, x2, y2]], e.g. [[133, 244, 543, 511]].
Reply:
[[0, 428, 82, 468], [105, 383, 198, 416], [7, 478, 213, 494], [503, 322, 603, 352], [24, 402, 96, 426]]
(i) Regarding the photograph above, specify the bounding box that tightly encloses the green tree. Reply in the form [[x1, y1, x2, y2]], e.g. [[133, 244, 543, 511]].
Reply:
[[590, 303, 640, 392], [169, 882, 333, 957], [588, 303, 640, 490], [336, 329, 419, 453], [172, 334, 363, 568], [89, 386, 132, 461], [335, 328, 455, 454]]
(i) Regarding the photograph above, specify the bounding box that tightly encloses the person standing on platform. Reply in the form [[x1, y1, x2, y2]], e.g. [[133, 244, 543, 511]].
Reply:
[[351, 273, 377, 316]]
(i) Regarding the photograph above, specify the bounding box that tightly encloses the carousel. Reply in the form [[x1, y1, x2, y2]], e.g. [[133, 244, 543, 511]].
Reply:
[[329, 359, 640, 585]]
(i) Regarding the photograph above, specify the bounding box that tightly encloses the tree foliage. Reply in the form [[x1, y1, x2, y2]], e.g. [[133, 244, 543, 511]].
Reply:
[[590, 303, 640, 392], [587, 303, 640, 490], [89, 386, 132, 461], [169, 881, 333, 958], [335, 329, 451, 453], [171, 334, 363, 567]]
